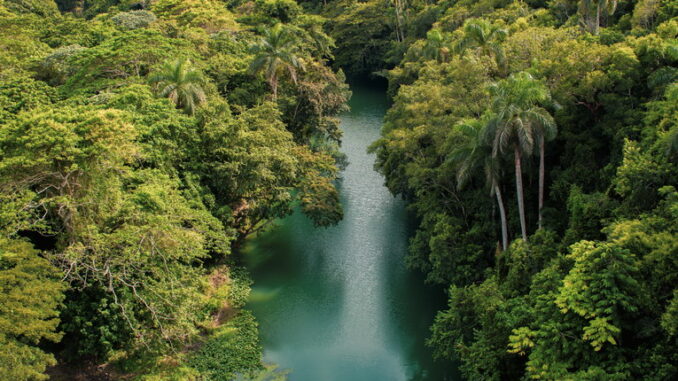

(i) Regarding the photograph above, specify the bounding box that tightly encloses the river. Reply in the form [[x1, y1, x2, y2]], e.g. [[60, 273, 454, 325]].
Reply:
[[244, 82, 456, 380]]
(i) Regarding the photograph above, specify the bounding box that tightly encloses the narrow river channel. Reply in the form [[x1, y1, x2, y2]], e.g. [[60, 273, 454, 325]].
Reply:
[[245, 82, 455, 380]]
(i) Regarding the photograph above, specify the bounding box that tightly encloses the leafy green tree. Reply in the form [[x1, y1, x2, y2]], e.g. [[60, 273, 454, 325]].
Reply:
[[486, 72, 556, 240], [61, 29, 189, 95], [0, 76, 55, 124], [0, 237, 65, 381], [198, 101, 342, 240], [254, 0, 302, 23], [149, 58, 207, 115], [249, 23, 304, 100], [324, 0, 393, 75], [111, 10, 157, 31], [4, 0, 58, 17], [0, 105, 222, 351], [36, 44, 85, 86], [555, 240, 640, 351]]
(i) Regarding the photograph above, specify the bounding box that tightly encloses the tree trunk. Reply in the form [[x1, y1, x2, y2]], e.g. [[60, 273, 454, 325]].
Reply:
[[538, 134, 545, 230], [514, 145, 528, 241], [495, 184, 508, 251], [271, 75, 278, 101], [595, 2, 601, 35], [393, 0, 406, 43], [74, 0, 85, 17]]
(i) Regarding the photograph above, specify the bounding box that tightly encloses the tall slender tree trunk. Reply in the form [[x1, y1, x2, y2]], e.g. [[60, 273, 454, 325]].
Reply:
[[514, 145, 528, 241], [538, 135, 545, 230], [595, 3, 601, 35], [494, 184, 508, 251], [75, 0, 85, 16], [270, 76, 278, 101], [393, 0, 406, 43]]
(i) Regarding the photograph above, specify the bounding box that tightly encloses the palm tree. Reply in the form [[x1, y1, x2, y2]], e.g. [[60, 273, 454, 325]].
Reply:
[[455, 18, 508, 74], [423, 29, 451, 63], [485, 72, 556, 240], [250, 24, 305, 100], [534, 105, 558, 230], [579, 0, 618, 35], [149, 58, 206, 115], [449, 119, 509, 251]]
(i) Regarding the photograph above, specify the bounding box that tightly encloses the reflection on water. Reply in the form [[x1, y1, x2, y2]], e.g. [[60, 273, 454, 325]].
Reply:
[[245, 82, 457, 380]]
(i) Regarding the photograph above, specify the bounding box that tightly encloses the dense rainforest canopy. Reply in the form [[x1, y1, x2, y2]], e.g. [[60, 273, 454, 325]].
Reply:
[[342, 0, 676, 379], [0, 0, 348, 379], [0, 0, 677, 380]]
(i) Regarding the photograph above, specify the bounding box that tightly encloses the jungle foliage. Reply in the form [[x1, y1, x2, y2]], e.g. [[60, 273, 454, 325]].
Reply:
[[1, 0, 677, 380], [348, 0, 678, 379], [0, 0, 349, 379]]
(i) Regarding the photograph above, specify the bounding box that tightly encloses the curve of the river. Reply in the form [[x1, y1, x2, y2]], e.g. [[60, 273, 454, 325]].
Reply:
[[245, 82, 456, 380]]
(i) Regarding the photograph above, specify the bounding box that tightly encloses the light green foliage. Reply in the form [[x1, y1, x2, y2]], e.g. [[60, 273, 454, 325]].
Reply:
[[151, 0, 239, 34], [205, 31, 263, 106], [199, 102, 301, 228], [0, 5, 51, 74], [2, 0, 675, 379], [4, 0, 58, 17], [0, 237, 65, 381], [0, 106, 215, 349], [62, 29, 192, 94], [0, 76, 55, 124], [507, 326, 535, 356], [371, 0, 678, 379], [0, 1, 350, 377], [190, 311, 264, 380], [111, 10, 157, 30], [36, 44, 86, 85], [556, 241, 640, 350], [40, 14, 114, 48]]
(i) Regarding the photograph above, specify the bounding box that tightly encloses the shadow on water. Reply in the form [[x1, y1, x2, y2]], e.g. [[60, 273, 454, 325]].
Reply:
[[244, 81, 459, 380]]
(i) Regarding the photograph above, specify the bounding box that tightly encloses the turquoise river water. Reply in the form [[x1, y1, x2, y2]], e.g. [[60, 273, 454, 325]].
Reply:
[[245, 83, 457, 380]]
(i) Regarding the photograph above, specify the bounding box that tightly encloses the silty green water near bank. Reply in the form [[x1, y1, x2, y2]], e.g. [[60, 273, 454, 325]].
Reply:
[[245, 83, 457, 380]]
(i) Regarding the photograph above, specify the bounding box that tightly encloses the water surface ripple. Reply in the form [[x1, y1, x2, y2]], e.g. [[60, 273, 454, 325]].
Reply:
[[245, 83, 454, 381]]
